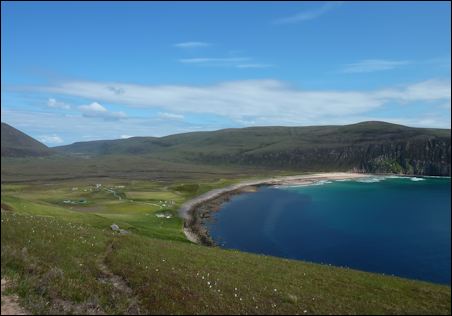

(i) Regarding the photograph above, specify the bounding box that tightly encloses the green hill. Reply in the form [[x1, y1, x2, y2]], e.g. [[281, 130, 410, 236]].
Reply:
[[1, 122, 54, 157], [55, 121, 451, 176]]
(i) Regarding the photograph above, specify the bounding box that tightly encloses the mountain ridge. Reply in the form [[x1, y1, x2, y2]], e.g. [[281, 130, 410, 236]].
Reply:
[[1, 122, 54, 157], [53, 121, 451, 176], [2, 121, 450, 176]]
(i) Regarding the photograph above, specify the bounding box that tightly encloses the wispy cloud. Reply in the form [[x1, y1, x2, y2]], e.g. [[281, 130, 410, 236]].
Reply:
[[274, 1, 344, 24], [342, 59, 411, 73], [38, 134, 64, 145], [78, 102, 126, 121], [236, 64, 274, 69], [158, 112, 184, 120], [4, 78, 450, 146], [178, 57, 274, 68], [1, 108, 225, 145], [375, 79, 451, 102], [173, 41, 211, 49], [47, 98, 70, 109], [26, 78, 451, 126]]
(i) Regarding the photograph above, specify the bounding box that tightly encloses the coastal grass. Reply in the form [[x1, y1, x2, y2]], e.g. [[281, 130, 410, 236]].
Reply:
[[0, 211, 125, 314], [109, 233, 451, 315], [1, 177, 451, 314], [2, 209, 450, 315]]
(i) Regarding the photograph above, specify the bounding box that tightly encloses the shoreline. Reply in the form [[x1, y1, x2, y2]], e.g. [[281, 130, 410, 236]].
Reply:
[[179, 172, 371, 245]]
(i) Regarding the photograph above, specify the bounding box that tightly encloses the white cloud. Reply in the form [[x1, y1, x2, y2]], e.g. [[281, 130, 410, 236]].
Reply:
[[79, 102, 107, 113], [120, 134, 133, 139], [1, 108, 225, 145], [31, 78, 451, 125], [158, 112, 184, 120], [173, 41, 211, 48], [38, 134, 63, 145], [342, 59, 411, 73], [374, 79, 451, 102], [274, 1, 344, 24], [47, 98, 70, 109], [78, 102, 126, 120]]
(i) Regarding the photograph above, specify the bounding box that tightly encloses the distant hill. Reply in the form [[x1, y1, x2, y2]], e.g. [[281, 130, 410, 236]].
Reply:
[[1, 122, 54, 157], [55, 121, 451, 176]]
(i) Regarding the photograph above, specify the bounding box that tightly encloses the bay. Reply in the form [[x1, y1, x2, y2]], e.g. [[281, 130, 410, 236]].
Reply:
[[207, 177, 451, 284]]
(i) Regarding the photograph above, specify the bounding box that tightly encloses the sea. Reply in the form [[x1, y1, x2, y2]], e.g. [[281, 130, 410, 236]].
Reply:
[[206, 176, 451, 285]]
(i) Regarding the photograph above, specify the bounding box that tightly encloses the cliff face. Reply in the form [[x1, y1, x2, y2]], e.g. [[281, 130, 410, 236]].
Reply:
[[358, 138, 451, 176], [190, 137, 451, 176]]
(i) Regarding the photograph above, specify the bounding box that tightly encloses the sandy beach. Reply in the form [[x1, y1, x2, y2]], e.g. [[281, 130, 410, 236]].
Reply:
[[179, 172, 370, 244]]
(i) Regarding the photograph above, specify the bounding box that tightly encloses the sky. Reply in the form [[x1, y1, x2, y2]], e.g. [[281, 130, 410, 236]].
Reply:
[[1, 1, 451, 146]]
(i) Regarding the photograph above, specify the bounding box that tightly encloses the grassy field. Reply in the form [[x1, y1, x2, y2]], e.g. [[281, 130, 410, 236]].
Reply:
[[1, 176, 451, 315], [0, 177, 243, 242]]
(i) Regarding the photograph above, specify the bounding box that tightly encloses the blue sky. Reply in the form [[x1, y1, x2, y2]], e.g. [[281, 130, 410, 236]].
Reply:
[[1, 1, 451, 146]]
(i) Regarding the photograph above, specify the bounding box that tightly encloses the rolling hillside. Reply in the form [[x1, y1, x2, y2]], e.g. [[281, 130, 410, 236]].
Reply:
[[55, 121, 451, 176], [1, 122, 54, 157]]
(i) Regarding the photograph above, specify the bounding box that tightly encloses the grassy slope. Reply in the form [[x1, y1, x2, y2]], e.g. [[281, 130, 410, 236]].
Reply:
[[52, 121, 451, 176], [54, 120, 449, 152], [56, 122, 451, 157], [1, 123, 54, 157], [1, 178, 451, 315], [1, 155, 287, 182]]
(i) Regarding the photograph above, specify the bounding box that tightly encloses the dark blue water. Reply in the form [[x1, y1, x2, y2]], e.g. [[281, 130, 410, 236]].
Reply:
[[207, 177, 451, 285]]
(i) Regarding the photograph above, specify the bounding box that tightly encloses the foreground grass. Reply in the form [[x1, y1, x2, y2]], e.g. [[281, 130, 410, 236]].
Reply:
[[1, 212, 130, 314], [2, 211, 450, 315], [1, 178, 451, 314], [109, 233, 451, 315]]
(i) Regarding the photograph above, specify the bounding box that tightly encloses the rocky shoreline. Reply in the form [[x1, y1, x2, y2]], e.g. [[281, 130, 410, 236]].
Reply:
[[179, 172, 370, 246], [183, 185, 260, 246]]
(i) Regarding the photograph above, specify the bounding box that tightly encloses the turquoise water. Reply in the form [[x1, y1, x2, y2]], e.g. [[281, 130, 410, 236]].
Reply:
[[207, 176, 451, 285]]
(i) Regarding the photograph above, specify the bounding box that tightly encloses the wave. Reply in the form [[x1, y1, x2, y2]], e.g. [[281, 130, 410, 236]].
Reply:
[[275, 179, 333, 189], [410, 177, 425, 182], [355, 177, 386, 183], [311, 180, 333, 186], [274, 184, 308, 189], [420, 175, 450, 179]]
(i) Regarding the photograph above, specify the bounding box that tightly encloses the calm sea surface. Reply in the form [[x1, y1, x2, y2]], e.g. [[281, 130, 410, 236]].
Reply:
[[206, 176, 451, 284]]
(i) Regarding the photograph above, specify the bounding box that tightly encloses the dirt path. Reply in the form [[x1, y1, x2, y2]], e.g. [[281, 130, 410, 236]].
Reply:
[[104, 188, 122, 200], [1, 278, 30, 315], [96, 240, 140, 314]]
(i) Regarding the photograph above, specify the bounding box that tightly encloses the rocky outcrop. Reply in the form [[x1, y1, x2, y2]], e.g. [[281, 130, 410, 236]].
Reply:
[[191, 137, 451, 176]]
